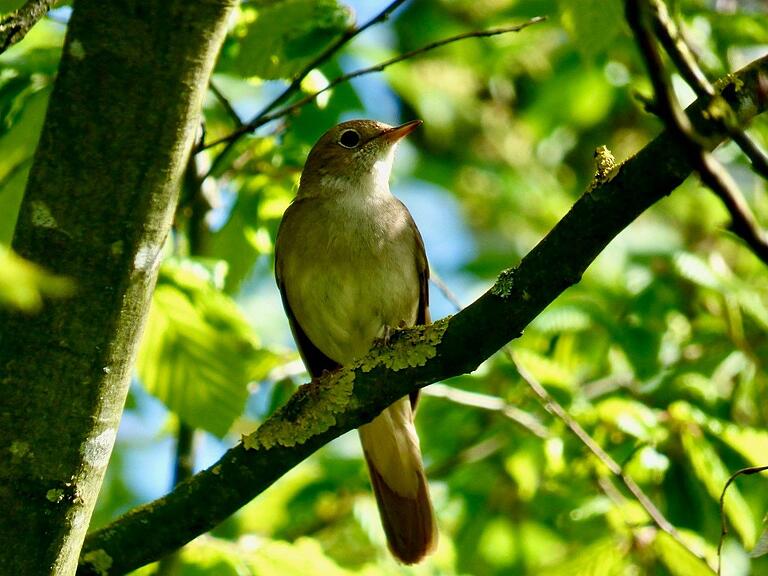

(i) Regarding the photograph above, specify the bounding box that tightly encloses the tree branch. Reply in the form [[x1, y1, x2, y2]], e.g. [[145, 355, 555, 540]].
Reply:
[[0, 0, 57, 55], [432, 266, 709, 568], [77, 54, 768, 576], [718, 465, 768, 575], [626, 0, 768, 265], [423, 383, 549, 439], [511, 356, 713, 571], [199, 0, 409, 170], [198, 17, 546, 156], [648, 0, 768, 179]]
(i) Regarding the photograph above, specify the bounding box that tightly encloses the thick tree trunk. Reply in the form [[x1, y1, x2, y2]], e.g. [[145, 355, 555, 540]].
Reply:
[[0, 1, 234, 574]]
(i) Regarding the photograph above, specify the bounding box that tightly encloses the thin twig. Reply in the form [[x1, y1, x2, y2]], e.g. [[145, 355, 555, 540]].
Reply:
[[424, 383, 549, 438], [511, 356, 714, 571], [717, 465, 768, 576], [429, 266, 710, 569], [430, 271, 465, 311], [626, 0, 768, 266], [648, 0, 768, 179], [199, 17, 546, 156], [208, 80, 243, 128], [0, 0, 57, 55], [200, 0, 409, 174]]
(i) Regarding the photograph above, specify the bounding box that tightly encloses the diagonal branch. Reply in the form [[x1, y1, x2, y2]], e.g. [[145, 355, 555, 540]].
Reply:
[[512, 356, 713, 571], [718, 465, 768, 575], [648, 0, 768, 179], [626, 0, 768, 265], [77, 55, 768, 576], [198, 17, 546, 160], [432, 267, 710, 569], [0, 0, 57, 55], [200, 0, 409, 172]]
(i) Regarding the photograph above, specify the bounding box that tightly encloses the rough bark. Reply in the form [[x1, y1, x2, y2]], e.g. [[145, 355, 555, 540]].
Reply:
[[0, 1, 234, 574], [77, 55, 768, 576], [0, 0, 57, 55]]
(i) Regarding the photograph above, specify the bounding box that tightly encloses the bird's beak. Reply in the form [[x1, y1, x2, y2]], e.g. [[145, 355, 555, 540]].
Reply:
[[380, 119, 422, 143]]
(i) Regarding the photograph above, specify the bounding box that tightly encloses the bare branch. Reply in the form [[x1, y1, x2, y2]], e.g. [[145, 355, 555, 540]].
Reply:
[[199, 0, 409, 171], [430, 267, 711, 570], [511, 355, 714, 572], [648, 0, 768, 179], [424, 383, 549, 439], [717, 465, 768, 576], [78, 55, 768, 576], [208, 81, 243, 128], [0, 0, 58, 55], [199, 17, 546, 156], [626, 0, 768, 266]]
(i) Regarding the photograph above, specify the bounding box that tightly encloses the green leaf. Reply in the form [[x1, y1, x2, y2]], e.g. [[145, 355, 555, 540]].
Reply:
[[674, 403, 758, 548], [0, 161, 29, 243], [654, 530, 716, 576], [595, 397, 662, 442], [179, 536, 245, 576], [753, 526, 768, 558], [245, 537, 354, 576], [0, 86, 49, 183], [531, 304, 592, 333], [0, 244, 74, 311], [136, 259, 282, 437], [0, 0, 25, 13], [514, 348, 575, 390], [539, 537, 628, 575], [674, 252, 721, 290], [676, 400, 768, 468], [558, 0, 626, 58], [232, 0, 353, 80]]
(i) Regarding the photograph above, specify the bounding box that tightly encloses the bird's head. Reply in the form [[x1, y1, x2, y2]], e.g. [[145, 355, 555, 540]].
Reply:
[[298, 119, 422, 198]]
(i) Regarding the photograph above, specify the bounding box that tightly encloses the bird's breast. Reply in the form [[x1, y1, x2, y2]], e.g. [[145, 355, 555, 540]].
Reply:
[[279, 195, 420, 365]]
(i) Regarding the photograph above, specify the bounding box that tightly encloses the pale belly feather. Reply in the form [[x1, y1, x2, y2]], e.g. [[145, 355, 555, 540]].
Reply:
[[280, 195, 420, 365]]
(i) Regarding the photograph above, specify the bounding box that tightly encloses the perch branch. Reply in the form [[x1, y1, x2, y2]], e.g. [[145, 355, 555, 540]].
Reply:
[[77, 54, 768, 576], [626, 0, 768, 265], [199, 17, 546, 159], [0, 0, 57, 55]]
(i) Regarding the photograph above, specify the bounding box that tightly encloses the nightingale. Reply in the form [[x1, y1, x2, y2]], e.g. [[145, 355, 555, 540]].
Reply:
[[275, 119, 437, 564]]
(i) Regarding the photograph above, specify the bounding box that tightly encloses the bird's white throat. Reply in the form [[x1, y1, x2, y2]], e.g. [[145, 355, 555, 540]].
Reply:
[[319, 145, 397, 200]]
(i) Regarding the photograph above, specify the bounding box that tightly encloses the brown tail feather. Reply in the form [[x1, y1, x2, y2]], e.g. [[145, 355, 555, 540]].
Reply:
[[364, 452, 437, 564]]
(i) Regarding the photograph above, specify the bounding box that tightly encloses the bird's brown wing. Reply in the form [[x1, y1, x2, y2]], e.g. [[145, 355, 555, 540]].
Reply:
[[276, 279, 340, 378], [275, 205, 340, 379], [400, 202, 430, 410]]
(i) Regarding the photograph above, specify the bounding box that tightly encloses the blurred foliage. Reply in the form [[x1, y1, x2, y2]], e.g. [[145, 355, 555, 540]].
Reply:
[[136, 258, 283, 437], [2, 0, 768, 575], [0, 243, 73, 311]]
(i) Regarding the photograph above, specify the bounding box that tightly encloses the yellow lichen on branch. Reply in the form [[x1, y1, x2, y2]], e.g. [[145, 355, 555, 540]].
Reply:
[[358, 317, 451, 373], [243, 369, 355, 450]]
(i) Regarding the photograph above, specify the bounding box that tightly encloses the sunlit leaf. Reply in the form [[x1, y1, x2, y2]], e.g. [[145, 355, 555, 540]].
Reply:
[[232, 0, 353, 80], [753, 526, 768, 558], [514, 348, 574, 390], [674, 252, 721, 290], [136, 259, 282, 437], [595, 397, 661, 442], [0, 244, 74, 311], [654, 530, 716, 576], [674, 404, 758, 548], [539, 536, 628, 575], [558, 0, 625, 58], [531, 304, 592, 333], [245, 537, 354, 575]]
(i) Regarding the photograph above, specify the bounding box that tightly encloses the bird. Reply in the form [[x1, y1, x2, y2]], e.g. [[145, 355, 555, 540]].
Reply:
[[274, 119, 437, 564]]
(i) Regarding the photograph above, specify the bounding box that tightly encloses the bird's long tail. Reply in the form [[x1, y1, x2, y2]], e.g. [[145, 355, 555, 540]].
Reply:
[[358, 397, 437, 564]]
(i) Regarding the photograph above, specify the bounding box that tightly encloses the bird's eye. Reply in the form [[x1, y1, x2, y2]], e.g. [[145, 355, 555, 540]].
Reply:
[[338, 129, 361, 149]]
